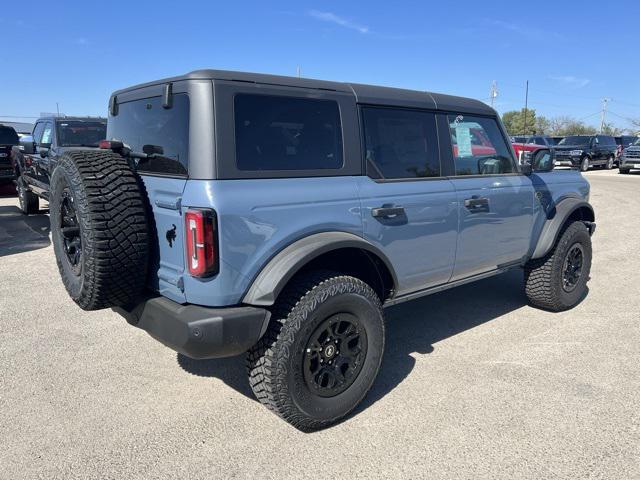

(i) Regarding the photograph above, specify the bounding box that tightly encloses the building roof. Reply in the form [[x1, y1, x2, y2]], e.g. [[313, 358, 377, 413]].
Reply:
[[112, 69, 495, 115]]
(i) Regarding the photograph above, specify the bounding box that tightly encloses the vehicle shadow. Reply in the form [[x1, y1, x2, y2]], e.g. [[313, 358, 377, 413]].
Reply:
[[177, 269, 529, 408], [0, 205, 51, 257]]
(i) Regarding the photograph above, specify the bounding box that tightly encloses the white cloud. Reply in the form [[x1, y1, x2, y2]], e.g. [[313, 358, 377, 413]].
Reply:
[[548, 75, 591, 89], [308, 10, 369, 34], [76, 38, 89, 46]]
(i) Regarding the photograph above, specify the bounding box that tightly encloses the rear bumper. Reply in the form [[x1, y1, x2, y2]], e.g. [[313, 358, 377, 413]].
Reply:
[[113, 296, 271, 359]]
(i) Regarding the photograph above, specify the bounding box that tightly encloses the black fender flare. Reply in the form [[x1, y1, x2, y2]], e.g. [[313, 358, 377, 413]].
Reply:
[[531, 198, 595, 259], [242, 232, 398, 306]]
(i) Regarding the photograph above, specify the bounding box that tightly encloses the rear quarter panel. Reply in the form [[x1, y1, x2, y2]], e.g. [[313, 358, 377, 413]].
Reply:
[[180, 177, 363, 306]]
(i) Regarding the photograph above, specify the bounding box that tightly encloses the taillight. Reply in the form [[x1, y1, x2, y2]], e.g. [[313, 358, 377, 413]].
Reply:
[[185, 209, 218, 277]]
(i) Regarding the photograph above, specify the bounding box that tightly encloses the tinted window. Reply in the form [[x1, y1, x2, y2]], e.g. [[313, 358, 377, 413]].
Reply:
[[0, 126, 19, 145], [234, 94, 343, 171], [32, 123, 45, 144], [448, 114, 515, 175], [601, 136, 615, 146], [57, 120, 106, 147], [108, 94, 189, 175], [534, 137, 546, 145], [362, 107, 439, 179], [558, 136, 590, 146], [41, 123, 53, 145]]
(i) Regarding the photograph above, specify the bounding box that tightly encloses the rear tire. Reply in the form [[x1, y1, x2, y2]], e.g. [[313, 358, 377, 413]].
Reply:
[[247, 271, 385, 431], [49, 150, 150, 310], [605, 155, 614, 170], [16, 176, 39, 215], [525, 221, 592, 312]]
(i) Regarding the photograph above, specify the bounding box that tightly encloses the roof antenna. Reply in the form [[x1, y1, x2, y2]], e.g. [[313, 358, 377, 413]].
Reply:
[[56, 102, 60, 117]]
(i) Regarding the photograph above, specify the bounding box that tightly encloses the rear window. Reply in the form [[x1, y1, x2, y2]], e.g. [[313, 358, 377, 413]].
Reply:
[[57, 120, 106, 147], [234, 94, 343, 171], [107, 94, 189, 176], [0, 126, 19, 145]]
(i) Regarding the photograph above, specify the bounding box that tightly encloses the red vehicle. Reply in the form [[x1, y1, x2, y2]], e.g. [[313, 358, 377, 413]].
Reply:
[[511, 141, 546, 165]]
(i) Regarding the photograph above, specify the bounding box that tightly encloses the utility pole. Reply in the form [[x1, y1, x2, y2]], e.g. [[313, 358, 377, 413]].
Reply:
[[522, 80, 529, 136], [490, 80, 498, 108], [296, 66, 301, 78], [600, 98, 610, 133]]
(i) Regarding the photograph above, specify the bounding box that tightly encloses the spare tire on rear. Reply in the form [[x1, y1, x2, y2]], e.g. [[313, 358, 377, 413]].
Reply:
[[50, 150, 150, 311]]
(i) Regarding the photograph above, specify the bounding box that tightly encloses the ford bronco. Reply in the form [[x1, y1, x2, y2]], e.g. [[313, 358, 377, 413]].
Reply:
[[41, 70, 595, 431]]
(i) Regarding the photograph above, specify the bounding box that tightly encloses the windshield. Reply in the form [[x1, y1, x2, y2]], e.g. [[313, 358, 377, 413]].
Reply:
[[634, 138, 640, 146], [0, 126, 19, 145], [57, 120, 106, 147], [558, 136, 590, 146]]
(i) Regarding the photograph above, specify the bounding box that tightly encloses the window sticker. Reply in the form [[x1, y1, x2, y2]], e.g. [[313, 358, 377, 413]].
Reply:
[[456, 126, 473, 157], [41, 126, 52, 144]]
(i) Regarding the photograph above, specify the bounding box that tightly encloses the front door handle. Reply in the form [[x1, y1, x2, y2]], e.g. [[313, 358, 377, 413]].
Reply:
[[371, 206, 405, 218], [464, 196, 490, 213]]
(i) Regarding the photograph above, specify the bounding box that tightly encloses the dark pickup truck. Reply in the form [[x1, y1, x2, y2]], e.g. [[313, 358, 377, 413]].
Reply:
[[12, 116, 106, 213], [0, 124, 20, 185]]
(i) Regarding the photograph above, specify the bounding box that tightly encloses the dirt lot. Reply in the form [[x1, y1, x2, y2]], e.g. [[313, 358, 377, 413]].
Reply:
[[0, 169, 638, 479]]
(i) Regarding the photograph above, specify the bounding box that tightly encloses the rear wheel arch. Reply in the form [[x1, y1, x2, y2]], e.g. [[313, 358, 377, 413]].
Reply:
[[242, 232, 397, 306]]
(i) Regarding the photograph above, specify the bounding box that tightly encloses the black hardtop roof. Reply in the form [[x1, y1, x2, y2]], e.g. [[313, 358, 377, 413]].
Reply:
[[112, 69, 495, 116]]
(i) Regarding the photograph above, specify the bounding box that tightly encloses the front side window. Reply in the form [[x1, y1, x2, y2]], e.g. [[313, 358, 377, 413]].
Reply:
[[108, 94, 189, 175], [57, 120, 106, 147], [32, 123, 45, 144], [234, 94, 343, 171], [362, 107, 439, 179], [41, 123, 53, 145], [448, 114, 515, 175]]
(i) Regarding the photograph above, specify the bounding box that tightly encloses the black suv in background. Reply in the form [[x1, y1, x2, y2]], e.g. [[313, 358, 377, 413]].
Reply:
[[12, 117, 106, 212], [0, 124, 19, 185], [554, 134, 617, 171]]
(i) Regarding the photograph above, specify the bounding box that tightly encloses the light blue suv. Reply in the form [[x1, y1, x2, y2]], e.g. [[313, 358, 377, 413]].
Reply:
[[48, 70, 595, 431]]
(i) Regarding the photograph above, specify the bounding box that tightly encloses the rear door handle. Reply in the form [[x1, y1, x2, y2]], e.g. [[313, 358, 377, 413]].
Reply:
[[371, 206, 405, 218], [464, 196, 490, 213]]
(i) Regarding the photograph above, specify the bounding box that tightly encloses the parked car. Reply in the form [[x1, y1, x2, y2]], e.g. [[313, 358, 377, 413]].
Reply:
[[619, 137, 640, 174], [554, 135, 617, 171], [12, 116, 106, 213], [0, 124, 20, 185], [512, 135, 557, 147], [511, 141, 551, 165], [33, 69, 595, 431], [614, 135, 639, 166]]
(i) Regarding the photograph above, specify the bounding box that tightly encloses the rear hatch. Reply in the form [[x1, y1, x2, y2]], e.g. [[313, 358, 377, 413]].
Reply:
[[107, 94, 190, 303], [0, 126, 19, 177]]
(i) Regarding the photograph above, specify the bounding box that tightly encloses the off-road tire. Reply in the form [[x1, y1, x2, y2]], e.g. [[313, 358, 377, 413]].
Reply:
[[49, 150, 149, 310], [524, 221, 592, 312], [16, 176, 39, 214], [247, 271, 385, 431]]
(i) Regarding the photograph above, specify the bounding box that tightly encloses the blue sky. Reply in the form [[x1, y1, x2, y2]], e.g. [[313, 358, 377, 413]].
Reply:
[[1, 0, 639, 130]]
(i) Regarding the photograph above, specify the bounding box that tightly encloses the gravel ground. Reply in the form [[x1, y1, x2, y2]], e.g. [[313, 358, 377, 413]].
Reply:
[[0, 169, 638, 479]]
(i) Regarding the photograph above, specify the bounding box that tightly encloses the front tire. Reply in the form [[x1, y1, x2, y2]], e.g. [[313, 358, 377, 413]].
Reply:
[[525, 221, 592, 312], [580, 156, 590, 172], [247, 271, 385, 431], [16, 176, 39, 214]]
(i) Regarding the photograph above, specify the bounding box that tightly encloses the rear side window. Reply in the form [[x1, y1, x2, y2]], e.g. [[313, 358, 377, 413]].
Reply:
[[108, 94, 189, 176], [234, 94, 343, 171], [0, 126, 19, 145], [362, 107, 439, 179], [448, 114, 515, 175]]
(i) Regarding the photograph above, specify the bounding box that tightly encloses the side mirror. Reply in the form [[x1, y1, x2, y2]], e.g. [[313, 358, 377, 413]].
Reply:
[[531, 148, 554, 172], [520, 163, 532, 175], [20, 140, 35, 155], [39, 143, 51, 157]]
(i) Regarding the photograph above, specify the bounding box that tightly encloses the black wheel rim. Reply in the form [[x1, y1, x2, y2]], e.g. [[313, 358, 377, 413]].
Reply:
[[303, 313, 368, 398], [60, 189, 82, 275], [562, 243, 584, 292]]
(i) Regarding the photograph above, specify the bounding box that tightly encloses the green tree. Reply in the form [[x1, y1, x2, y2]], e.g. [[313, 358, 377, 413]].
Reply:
[[501, 108, 538, 136]]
